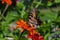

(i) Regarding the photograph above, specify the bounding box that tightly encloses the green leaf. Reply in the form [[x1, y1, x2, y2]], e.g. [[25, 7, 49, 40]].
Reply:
[[55, 0, 60, 3], [5, 11, 19, 23], [17, 2, 24, 9], [44, 33, 50, 40], [47, 2, 52, 6]]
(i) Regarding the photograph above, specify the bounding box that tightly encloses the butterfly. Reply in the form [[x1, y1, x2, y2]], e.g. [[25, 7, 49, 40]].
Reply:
[[27, 8, 42, 28]]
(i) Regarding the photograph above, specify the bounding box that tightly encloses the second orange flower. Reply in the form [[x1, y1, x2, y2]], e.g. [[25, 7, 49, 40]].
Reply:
[[2, 0, 12, 5]]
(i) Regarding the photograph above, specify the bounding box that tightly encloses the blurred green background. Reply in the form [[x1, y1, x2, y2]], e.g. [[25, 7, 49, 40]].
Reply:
[[0, 0, 60, 40]]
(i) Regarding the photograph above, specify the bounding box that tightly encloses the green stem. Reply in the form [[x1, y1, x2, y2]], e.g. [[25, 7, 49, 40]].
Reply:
[[19, 30, 25, 40], [2, 4, 9, 16]]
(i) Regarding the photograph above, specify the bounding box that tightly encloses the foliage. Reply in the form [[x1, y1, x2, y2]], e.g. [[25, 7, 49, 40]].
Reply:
[[0, 0, 60, 40]]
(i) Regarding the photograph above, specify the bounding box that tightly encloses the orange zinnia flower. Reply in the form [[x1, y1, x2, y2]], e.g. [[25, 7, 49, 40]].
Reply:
[[16, 20, 39, 35], [16, 20, 44, 40], [16, 20, 28, 29], [2, 0, 12, 5], [28, 33, 44, 40], [16, 20, 35, 31]]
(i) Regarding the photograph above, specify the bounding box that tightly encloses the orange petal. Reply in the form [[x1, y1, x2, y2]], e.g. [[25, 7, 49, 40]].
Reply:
[[2, 0, 12, 5]]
